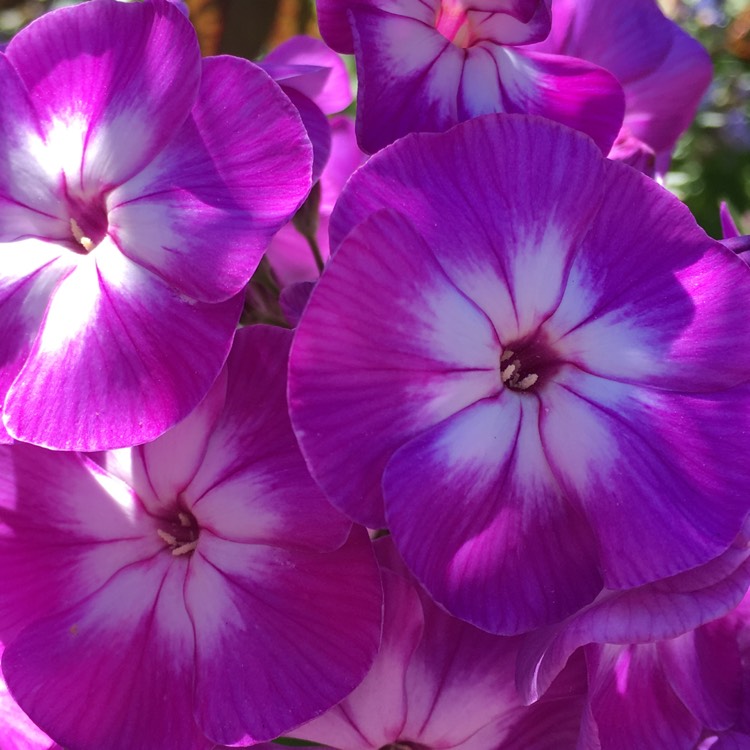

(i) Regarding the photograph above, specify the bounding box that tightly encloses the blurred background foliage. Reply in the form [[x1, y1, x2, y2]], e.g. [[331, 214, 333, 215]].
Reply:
[[1, 0, 748, 237], [661, 0, 750, 237]]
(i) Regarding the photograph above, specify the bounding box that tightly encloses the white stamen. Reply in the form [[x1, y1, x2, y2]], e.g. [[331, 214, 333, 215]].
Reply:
[[157, 529, 177, 546], [516, 373, 539, 390], [70, 218, 95, 251], [500, 349, 515, 363], [172, 540, 199, 556], [178, 512, 192, 528], [501, 363, 517, 382]]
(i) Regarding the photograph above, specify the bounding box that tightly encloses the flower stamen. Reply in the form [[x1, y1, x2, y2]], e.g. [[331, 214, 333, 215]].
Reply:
[[70, 218, 95, 252], [157, 510, 200, 557]]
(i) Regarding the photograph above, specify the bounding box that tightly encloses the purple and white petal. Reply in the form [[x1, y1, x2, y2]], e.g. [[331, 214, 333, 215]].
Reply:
[[289, 209, 501, 528], [0, 445, 161, 643], [3, 561, 208, 750], [6, 0, 201, 191], [108, 56, 312, 303], [5, 247, 242, 450], [0, 56, 68, 243], [185, 326, 352, 550], [185, 528, 382, 746], [384, 394, 601, 634]]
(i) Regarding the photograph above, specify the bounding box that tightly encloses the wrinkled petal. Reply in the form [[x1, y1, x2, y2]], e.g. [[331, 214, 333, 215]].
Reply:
[[517, 541, 750, 703], [350, 7, 623, 153], [659, 618, 743, 732]]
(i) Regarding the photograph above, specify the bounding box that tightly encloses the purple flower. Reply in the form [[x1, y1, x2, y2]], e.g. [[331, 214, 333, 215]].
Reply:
[[0, 0, 312, 450], [288, 114, 750, 635], [516, 532, 750, 750], [530, 0, 712, 174], [0, 325, 382, 750], [315, 0, 625, 153], [289, 537, 587, 750]]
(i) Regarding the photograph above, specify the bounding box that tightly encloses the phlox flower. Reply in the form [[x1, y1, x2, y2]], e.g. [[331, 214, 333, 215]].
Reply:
[[289, 114, 750, 635], [516, 530, 750, 750], [314, 0, 625, 153], [0, 0, 312, 450], [0, 325, 383, 750], [286, 537, 587, 750], [530, 0, 712, 175]]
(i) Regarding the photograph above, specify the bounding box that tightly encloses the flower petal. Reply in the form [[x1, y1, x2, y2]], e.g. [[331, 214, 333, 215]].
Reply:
[[0, 445, 160, 643], [582, 643, 702, 750], [184, 528, 382, 745], [6, 0, 201, 190], [0, 241, 73, 444], [5, 246, 242, 450], [538, 369, 750, 588], [262, 35, 353, 114], [2, 561, 208, 750], [0, 55, 67, 242], [108, 56, 312, 303], [516, 540, 750, 703], [185, 326, 352, 551], [292, 568, 423, 749], [384, 394, 601, 635], [487, 49, 624, 154], [289, 209, 500, 528]]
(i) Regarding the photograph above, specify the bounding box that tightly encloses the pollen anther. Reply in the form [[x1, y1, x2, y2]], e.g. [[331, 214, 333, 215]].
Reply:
[[157, 529, 177, 546], [70, 218, 95, 252], [172, 540, 199, 556]]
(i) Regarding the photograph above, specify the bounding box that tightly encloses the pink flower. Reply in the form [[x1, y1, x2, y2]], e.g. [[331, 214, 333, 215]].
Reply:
[[288, 537, 587, 750], [289, 114, 750, 635], [0, 0, 312, 450], [0, 326, 382, 750]]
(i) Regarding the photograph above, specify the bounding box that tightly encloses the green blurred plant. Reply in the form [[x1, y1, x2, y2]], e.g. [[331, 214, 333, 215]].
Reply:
[[664, 0, 750, 236]]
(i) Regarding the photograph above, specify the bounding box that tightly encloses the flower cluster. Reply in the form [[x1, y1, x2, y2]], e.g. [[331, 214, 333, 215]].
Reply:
[[0, 1, 748, 749]]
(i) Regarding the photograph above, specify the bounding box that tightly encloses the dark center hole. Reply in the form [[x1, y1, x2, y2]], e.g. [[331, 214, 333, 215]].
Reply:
[[157, 509, 200, 557], [66, 193, 108, 253], [501, 332, 561, 393]]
